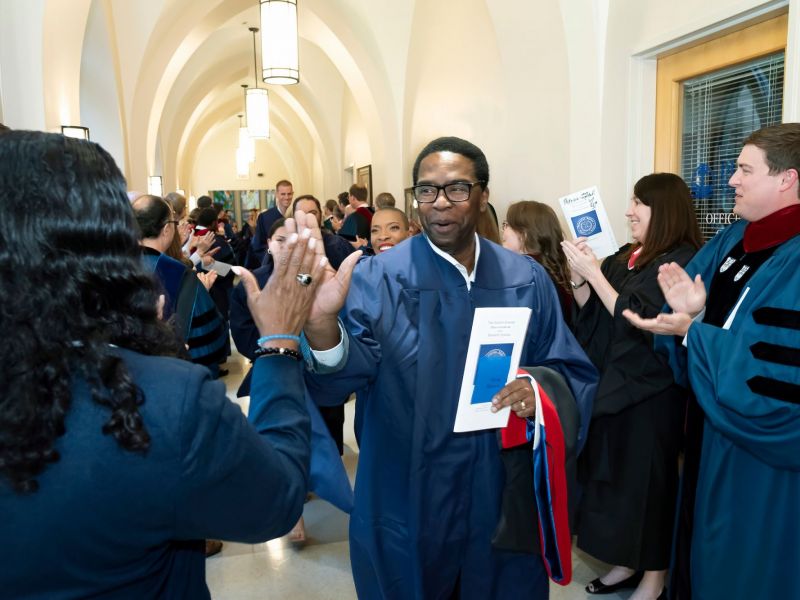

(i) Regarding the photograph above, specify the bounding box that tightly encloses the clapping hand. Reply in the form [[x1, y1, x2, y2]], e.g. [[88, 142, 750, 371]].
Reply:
[[657, 262, 706, 315], [196, 270, 218, 291], [178, 221, 193, 245], [195, 231, 217, 255], [622, 262, 706, 337], [561, 237, 600, 283], [622, 309, 694, 337]]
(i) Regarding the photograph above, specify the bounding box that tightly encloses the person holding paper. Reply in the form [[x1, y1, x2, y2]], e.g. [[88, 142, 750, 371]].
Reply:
[[303, 136, 598, 599], [133, 195, 229, 374], [561, 173, 701, 600], [194, 206, 237, 317], [623, 123, 800, 600]]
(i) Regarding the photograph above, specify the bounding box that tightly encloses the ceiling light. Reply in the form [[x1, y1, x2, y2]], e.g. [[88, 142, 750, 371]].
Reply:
[[247, 27, 270, 139], [61, 125, 90, 140], [259, 0, 299, 85]]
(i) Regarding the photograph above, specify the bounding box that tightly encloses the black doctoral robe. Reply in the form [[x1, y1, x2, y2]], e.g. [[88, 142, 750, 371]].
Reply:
[[574, 243, 695, 570]]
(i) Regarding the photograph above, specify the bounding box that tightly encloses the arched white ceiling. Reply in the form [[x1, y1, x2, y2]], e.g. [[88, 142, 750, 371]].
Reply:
[[114, 0, 398, 196]]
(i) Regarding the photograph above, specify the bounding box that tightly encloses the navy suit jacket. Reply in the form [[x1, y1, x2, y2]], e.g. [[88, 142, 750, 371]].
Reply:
[[0, 349, 310, 599]]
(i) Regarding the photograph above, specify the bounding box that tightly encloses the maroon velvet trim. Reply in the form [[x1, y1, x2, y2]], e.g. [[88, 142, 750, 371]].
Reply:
[[743, 204, 800, 253]]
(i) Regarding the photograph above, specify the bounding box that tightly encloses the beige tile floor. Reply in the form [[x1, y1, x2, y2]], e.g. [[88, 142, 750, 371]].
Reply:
[[208, 351, 630, 600]]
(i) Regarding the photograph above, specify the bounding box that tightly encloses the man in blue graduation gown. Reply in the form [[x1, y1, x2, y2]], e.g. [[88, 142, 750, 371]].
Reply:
[[625, 123, 800, 600], [304, 137, 598, 599]]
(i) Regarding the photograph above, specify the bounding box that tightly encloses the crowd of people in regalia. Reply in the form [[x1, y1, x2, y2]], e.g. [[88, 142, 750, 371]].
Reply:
[[1, 122, 799, 600]]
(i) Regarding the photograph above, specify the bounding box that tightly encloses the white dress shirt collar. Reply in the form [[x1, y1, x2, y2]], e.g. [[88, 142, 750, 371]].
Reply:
[[424, 233, 480, 290]]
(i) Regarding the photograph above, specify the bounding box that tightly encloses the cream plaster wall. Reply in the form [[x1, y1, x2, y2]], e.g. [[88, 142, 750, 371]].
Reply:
[[484, 0, 571, 215], [192, 116, 291, 196], [0, 0, 46, 131], [42, 0, 92, 132], [402, 0, 573, 222], [107, 0, 165, 122], [301, 0, 401, 195], [403, 0, 505, 183], [341, 87, 371, 189], [81, 0, 126, 171]]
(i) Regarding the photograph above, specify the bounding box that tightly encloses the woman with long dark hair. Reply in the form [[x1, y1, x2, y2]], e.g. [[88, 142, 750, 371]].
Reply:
[[0, 131, 356, 598], [503, 200, 575, 328], [562, 173, 702, 600]]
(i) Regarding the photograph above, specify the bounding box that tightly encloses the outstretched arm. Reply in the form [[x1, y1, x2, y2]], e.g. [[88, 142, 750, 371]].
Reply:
[[175, 220, 330, 542]]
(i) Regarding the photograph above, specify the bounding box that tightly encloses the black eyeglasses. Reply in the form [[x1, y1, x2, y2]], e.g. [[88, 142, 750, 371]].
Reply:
[[412, 181, 485, 204]]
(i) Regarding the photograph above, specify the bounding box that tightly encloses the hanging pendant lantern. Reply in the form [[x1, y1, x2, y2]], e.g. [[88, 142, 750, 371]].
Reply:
[[237, 113, 256, 163], [259, 0, 299, 85], [246, 27, 270, 139]]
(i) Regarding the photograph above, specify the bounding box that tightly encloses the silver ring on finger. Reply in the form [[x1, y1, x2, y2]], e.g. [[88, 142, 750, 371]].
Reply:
[[520, 400, 526, 409], [296, 273, 313, 286]]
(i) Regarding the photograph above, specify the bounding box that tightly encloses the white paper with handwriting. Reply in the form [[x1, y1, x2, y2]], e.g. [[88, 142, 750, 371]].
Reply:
[[558, 186, 619, 259]]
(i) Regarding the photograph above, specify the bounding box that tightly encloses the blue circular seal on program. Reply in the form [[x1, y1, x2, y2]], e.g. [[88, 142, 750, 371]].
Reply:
[[576, 215, 597, 236]]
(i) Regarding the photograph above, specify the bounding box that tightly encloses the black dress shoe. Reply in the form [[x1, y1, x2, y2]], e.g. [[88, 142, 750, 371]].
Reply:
[[585, 571, 644, 594]]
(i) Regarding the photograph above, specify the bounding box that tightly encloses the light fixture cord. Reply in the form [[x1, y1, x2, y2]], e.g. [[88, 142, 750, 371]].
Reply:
[[252, 30, 259, 88]]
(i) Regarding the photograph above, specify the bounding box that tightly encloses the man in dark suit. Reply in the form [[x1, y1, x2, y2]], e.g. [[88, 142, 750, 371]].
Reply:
[[249, 179, 293, 267]]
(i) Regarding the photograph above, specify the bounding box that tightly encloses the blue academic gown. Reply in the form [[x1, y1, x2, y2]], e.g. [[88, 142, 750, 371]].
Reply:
[[307, 235, 598, 599], [141, 249, 227, 369], [657, 220, 800, 600]]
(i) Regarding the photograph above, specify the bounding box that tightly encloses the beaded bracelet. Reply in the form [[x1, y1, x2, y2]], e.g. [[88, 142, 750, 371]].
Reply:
[[257, 334, 301, 346], [254, 346, 303, 361]]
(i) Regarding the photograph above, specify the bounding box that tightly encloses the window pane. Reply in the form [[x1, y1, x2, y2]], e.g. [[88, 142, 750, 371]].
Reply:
[[680, 52, 784, 240]]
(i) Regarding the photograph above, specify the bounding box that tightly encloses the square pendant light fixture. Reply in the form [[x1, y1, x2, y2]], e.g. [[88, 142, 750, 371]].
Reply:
[[61, 125, 90, 140], [259, 0, 299, 85], [147, 176, 163, 197]]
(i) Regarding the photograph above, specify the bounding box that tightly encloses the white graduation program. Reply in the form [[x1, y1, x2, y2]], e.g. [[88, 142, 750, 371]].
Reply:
[[453, 307, 532, 433]]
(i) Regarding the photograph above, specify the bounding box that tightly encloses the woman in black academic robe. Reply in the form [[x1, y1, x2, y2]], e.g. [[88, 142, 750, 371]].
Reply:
[[562, 173, 702, 600]]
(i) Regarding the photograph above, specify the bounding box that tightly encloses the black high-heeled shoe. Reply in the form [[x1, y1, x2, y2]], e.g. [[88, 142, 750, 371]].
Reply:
[[585, 571, 644, 594]]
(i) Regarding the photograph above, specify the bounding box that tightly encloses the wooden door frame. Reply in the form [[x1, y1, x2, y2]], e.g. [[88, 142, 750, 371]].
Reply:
[[654, 14, 788, 173]]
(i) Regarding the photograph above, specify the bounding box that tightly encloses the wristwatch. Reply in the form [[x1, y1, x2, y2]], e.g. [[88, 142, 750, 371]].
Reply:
[[570, 279, 588, 289]]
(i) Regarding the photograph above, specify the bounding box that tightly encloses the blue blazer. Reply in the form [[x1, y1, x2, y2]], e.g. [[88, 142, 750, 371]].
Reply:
[[0, 349, 310, 599]]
